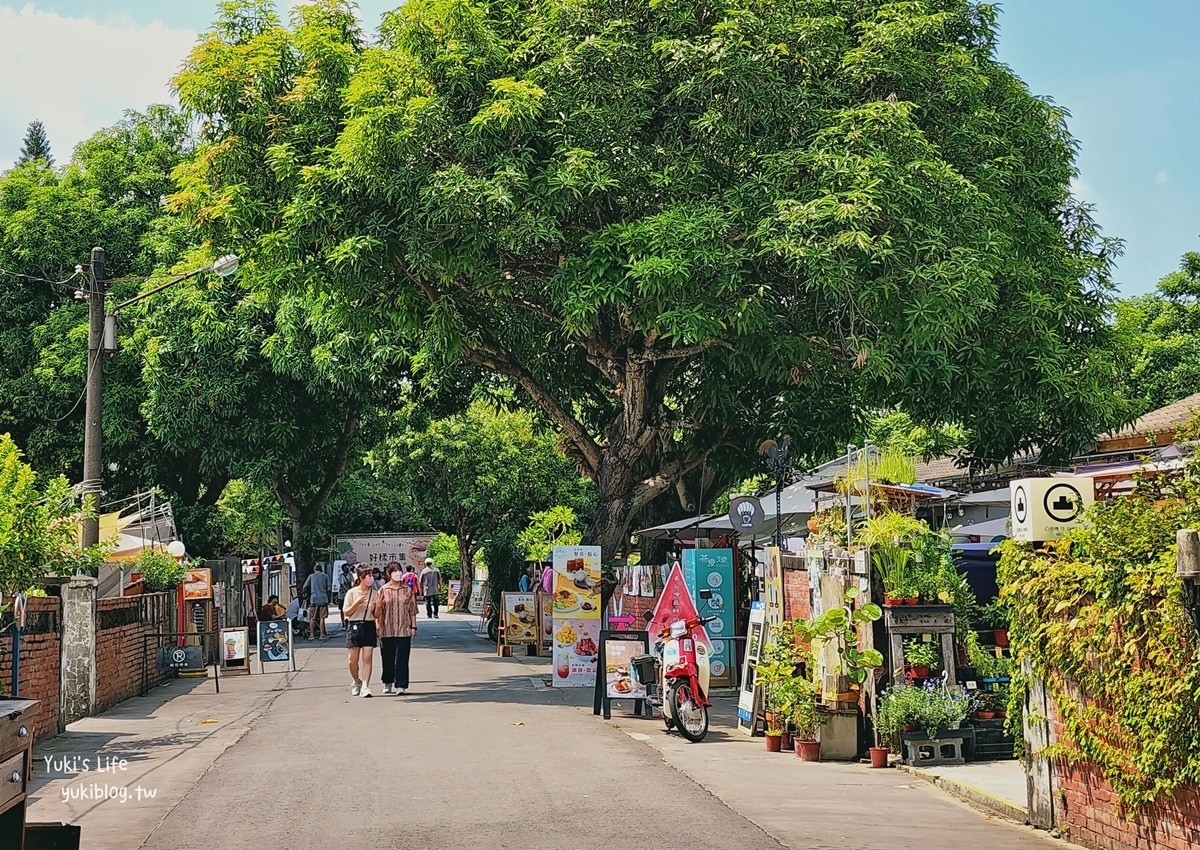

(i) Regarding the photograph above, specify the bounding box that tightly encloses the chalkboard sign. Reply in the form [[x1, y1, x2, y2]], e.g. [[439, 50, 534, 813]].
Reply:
[[257, 620, 293, 672], [592, 630, 649, 720]]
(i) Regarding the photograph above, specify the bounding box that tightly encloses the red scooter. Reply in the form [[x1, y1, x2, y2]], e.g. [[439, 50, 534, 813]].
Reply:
[[634, 610, 716, 742]]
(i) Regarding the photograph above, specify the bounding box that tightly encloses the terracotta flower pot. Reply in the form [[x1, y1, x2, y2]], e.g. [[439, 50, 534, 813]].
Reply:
[[974, 710, 996, 720], [766, 734, 783, 753], [869, 747, 890, 768], [994, 629, 1010, 647], [884, 595, 902, 606], [781, 731, 793, 750], [902, 723, 919, 733], [904, 596, 918, 605], [908, 665, 930, 678], [795, 739, 821, 761]]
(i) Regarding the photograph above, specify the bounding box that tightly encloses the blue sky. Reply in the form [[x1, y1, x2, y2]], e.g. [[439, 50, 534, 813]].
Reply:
[[1, 1, 1196, 295]]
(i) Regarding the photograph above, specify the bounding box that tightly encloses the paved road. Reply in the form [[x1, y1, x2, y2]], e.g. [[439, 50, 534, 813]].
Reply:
[[139, 615, 784, 850], [29, 613, 1070, 850]]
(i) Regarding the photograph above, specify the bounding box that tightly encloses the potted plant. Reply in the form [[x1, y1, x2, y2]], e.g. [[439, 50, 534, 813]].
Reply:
[[978, 600, 1010, 646], [792, 587, 885, 692], [792, 680, 823, 761], [973, 690, 999, 720], [875, 684, 916, 762], [903, 638, 940, 679], [859, 512, 927, 603]]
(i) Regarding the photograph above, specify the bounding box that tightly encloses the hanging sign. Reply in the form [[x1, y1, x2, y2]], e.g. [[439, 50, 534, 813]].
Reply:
[[183, 568, 213, 601]]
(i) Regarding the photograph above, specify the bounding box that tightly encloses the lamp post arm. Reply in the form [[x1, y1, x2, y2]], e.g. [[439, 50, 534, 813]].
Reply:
[[109, 264, 209, 315]]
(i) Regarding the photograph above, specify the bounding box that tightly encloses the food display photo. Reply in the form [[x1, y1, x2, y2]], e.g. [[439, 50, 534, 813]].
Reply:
[[502, 592, 538, 644], [551, 619, 600, 686], [604, 637, 648, 699]]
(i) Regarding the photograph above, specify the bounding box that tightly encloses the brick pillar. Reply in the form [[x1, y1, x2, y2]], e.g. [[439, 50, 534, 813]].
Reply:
[[60, 575, 98, 727]]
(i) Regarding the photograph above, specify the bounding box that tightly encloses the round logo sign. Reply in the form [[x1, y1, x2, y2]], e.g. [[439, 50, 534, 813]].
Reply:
[[728, 496, 765, 533], [707, 572, 722, 588], [171, 648, 186, 665], [711, 660, 726, 677], [1043, 483, 1084, 523], [1013, 484, 1029, 525], [708, 619, 725, 635]]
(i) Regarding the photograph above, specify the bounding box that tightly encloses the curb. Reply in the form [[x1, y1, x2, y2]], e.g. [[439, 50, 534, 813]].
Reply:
[[897, 764, 1030, 825]]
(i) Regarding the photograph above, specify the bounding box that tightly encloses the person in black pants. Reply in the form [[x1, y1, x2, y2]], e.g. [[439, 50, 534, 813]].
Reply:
[[377, 563, 418, 695], [419, 558, 442, 619]]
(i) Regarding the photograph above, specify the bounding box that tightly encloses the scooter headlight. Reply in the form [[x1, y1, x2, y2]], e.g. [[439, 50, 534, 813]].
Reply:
[[670, 620, 687, 638]]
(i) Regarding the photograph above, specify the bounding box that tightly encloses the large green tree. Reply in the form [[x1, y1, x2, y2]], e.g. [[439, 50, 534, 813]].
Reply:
[[172, 0, 1127, 560], [1115, 251, 1200, 413], [379, 400, 592, 609]]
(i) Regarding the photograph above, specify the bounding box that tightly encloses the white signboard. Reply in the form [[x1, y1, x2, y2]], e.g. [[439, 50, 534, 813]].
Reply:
[[1010, 477, 1095, 543], [737, 602, 767, 734], [332, 534, 433, 571]]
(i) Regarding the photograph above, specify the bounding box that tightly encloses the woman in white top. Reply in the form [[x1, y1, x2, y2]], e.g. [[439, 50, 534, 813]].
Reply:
[[342, 566, 379, 697]]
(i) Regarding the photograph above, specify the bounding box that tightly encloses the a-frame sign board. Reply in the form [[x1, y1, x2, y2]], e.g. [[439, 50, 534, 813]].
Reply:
[[737, 602, 767, 736]]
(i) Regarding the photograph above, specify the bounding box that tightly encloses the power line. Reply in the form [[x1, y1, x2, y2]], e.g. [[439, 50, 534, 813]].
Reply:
[[0, 267, 83, 293], [46, 343, 103, 425]]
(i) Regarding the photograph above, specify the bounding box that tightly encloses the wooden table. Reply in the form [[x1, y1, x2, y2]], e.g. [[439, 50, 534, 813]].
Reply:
[[0, 699, 81, 850]]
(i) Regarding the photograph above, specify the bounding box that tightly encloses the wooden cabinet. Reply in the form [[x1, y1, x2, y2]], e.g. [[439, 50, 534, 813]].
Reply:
[[0, 698, 35, 850], [0, 699, 80, 850]]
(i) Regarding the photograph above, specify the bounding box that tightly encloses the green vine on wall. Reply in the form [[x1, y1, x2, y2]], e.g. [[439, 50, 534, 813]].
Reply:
[[996, 463, 1200, 811]]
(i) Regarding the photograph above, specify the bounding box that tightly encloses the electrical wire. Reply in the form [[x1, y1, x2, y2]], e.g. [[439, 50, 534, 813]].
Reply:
[[0, 267, 83, 294], [46, 343, 103, 424]]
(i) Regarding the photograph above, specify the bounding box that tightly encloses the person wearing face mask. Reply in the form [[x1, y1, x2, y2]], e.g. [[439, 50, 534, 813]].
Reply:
[[342, 566, 379, 697], [376, 561, 419, 695]]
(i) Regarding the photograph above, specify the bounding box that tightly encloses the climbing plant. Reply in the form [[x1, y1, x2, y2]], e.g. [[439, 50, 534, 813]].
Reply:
[[996, 458, 1200, 810]]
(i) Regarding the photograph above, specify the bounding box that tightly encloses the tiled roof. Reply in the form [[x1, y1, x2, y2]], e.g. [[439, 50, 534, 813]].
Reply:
[[1097, 391, 1200, 442], [913, 454, 970, 484]]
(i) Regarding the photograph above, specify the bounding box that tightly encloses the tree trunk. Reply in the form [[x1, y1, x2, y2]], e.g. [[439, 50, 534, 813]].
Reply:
[[452, 528, 475, 613]]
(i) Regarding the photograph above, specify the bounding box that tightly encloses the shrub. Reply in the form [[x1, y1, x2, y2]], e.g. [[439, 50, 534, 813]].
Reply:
[[137, 548, 186, 592]]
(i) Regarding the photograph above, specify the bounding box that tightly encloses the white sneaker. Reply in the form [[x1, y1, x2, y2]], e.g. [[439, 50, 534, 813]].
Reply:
[[383, 684, 394, 695], [350, 680, 361, 696], [398, 688, 407, 695], [360, 684, 373, 698]]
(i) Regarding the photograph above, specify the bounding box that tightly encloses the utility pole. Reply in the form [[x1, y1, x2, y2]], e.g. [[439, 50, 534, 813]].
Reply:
[[81, 247, 106, 550]]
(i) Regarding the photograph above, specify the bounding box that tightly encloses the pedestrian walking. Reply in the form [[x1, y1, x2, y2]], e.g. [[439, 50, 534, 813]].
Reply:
[[419, 558, 442, 618], [342, 567, 378, 698], [402, 564, 419, 592], [376, 562, 418, 695], [304, 563, 332, 640]]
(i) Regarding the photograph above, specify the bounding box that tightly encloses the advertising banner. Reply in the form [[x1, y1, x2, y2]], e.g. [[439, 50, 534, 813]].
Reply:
[[257, 620, 293, 673], [502, 592, 538, 644], [682, 548, 735, 686], [551, 545, 601, 687], [182, 568, 213, 601], [221, 627, 248, 665], [332, 534, 433, 571], [468, 580, 486, 615], [448, 580, 462, 607], [603, 634, 648, 699], [763, 546, 785, 630]]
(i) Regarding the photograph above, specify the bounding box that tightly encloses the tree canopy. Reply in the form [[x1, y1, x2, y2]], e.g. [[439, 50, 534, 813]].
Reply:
[[1115, 250, 1200, 413], [170, 0, 1128, 558]]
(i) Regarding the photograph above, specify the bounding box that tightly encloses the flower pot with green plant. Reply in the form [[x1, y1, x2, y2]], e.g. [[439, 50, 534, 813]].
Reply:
[[903, 637, 940, 679], [792, 587, 885, 693], [860, 512, 929, 604], [977, 600, 1010, 646]]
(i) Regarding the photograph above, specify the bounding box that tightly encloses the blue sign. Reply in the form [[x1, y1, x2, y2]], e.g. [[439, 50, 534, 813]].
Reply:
[[682, 548, 735, 683]]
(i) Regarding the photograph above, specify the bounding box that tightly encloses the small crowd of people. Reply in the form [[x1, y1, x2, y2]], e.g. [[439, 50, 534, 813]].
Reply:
[[255, 557, 444, 698]]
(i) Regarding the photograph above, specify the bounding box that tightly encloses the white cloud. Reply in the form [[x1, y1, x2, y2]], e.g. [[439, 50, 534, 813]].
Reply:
[[1156, 171, 1171, 185], [1069, 176, 1092, 201], [0, 4, 196, 167]]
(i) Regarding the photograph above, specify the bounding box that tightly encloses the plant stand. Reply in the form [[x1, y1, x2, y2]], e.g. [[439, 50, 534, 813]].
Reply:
[[900, 729, 968, 767], [883, 604, 956, 682], [816, 707, 859, 760]]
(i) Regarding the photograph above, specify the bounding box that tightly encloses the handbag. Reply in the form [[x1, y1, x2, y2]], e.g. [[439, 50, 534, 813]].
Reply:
[[347, 589, 377, 647]]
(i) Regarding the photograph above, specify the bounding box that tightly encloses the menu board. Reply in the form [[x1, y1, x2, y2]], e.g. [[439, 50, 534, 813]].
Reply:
[[183, 568, 213, 601], [221, 627, 248, 667], [551, 546, 601, 687], [683, 548, 735, 687], [603, 636, 648, 699], [502, 592, 538, 644], [257, 620, 293, 673], [448, 580, 462, 607]]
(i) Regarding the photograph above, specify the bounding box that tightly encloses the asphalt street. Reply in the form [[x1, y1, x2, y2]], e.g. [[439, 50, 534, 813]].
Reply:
[[27, 613, 1073, 850]]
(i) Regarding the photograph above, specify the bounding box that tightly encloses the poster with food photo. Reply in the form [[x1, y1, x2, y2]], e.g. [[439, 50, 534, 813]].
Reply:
[[552, 619, 600, 687], [604, 637, 648, 699], [502, 592, 538, 644]]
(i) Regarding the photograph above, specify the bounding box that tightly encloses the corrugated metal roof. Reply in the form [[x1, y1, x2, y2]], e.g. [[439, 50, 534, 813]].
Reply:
[[1097, 391, 1200, 442]]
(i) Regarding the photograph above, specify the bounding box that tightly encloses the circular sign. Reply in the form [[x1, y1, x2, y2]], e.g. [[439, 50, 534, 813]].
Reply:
[[711, 660, 727, 677], [708, 619, 725, 635], [1044, 483, 1084, 523], [728, 496, 765, 534], [707, 572, 722, 588], [712, 640, 726, 655], [1013, 484, 1029, 525], [171, 648, 187, 665]]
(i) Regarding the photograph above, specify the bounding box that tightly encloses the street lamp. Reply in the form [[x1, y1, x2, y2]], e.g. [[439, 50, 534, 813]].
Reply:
[[80, 250, 240, 550], [760, 435, 795, 548]]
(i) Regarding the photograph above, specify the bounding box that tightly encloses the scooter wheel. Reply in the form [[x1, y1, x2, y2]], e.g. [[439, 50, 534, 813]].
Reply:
[[668, 680, 709, 743]]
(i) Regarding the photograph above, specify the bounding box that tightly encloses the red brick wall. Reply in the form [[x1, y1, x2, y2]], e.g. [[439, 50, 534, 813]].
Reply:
[[1050, 707, 1200, 850], [95, 597, 171, 713], [0, 596, 62, 741], [782, 562, 810, 621]]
